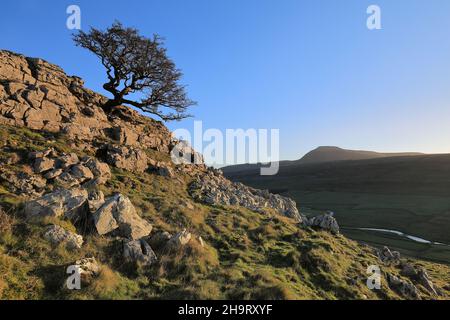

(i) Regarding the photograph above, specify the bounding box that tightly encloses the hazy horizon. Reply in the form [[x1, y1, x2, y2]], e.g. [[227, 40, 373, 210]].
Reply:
[[221, 145, 442, 168]]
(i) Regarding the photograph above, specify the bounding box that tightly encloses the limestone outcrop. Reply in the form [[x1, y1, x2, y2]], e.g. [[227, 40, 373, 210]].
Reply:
[[0, 50, 177, 155], [24, 188, 89, 222], [189, 170, 304, 222], [386, 274, 420, 300], [307, 213, 340, 234], [376, 246, 401, 266], [28, 149, 112, 188]]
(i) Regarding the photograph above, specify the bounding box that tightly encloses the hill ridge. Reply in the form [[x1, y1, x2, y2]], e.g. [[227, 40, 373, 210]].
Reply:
[[222, 146, 425, 174]]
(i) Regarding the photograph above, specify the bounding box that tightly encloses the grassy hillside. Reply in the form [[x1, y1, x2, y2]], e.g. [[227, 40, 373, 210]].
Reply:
[[224, 155, 450, 265], [1, 125, 450, 300]]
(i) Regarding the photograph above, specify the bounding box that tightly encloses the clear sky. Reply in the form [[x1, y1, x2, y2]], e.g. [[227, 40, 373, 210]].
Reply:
[[1, 0, 450, 163]]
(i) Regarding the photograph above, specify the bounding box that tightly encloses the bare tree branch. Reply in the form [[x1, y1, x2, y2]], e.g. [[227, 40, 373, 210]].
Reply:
[[73, 22, 196, 121]]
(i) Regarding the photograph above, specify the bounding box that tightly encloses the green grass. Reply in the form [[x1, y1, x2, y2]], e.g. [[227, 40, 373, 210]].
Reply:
[[1, 124, 450, 300], [225, 156, 450, 265]]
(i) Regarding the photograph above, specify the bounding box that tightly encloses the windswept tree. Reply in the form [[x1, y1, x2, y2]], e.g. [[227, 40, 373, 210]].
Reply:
[[73, 22, 195, 121]]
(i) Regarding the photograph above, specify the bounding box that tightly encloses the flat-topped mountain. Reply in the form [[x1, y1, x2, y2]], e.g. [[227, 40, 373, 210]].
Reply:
[[222, 146, 424, 174], [296, 146, 424, 165], [222, 147, 423, 174]]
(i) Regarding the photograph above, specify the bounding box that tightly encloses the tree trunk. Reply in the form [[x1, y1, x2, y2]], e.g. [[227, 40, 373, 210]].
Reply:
[[101, 99, 121, 114]]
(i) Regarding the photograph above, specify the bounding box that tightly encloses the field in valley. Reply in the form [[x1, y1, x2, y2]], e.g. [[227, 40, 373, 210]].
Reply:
[[224, 155, 450, 265]]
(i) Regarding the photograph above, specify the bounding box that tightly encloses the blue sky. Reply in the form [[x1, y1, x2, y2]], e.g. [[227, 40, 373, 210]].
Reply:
[[1, 0, 450, 163]]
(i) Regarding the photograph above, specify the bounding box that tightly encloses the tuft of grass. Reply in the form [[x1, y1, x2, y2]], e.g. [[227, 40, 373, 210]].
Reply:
[[0, 207, 14, 233], [252, 284, 300, 300], [0, 277, 6, 297], [38, 216, 78, 234], [157, 237, 219, 280], [90, 265, 120, 298], [0, 252, 43, 299]]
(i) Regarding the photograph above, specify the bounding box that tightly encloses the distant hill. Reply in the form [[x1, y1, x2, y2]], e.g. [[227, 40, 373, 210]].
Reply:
[[295, 146, 424, 165], [222, 146, 424, 174]]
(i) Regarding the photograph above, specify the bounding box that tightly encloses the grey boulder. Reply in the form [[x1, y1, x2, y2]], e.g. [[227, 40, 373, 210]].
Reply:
[[387, 274, 420, 300], [166, 229, 192, 249], [44, 224, 83, 249], [307, 213, 340, 234], [93, 194, 152, 240], [123, 239, 157, 266], [24, 188, 89, 222], [377, 246, 401, 265]]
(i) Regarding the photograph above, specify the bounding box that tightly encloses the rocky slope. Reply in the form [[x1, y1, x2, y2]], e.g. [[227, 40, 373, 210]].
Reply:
[[0, 50, 449, 300]]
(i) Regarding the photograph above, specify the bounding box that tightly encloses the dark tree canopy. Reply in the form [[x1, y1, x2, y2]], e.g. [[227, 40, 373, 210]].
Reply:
[[73, 22, 195, 121]]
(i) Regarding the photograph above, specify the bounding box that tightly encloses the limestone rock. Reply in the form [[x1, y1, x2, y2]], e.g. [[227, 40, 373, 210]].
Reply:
[[92, 199, 119, 236], [28, 150, 110, 189], [54, 171, 82, 188], [0, 50, 109, 136], [33, 157, 55, 173], [170, 139, 204, 165], [377, 246, 401, 266], [123, 239, 157, 266], [417, 269, 438, 296], [81, 156, 111, 183], [74, 257, 101, 282], [148, 160, 175, 178], [0, 169, 46, 197], [401, 263, 418, 277], [28, 149, 54, 160], [189, 171, 305, 222], [57, 153, 79, 169], [44, 168, 63, 180], [87, 190, 105, 213], [24, 188, 89, 222], [0, 50, 194, 170], [44, 224, 83, 249], [69, 164, 94, 183], [166, 229, 192, 249], [113, 126, 139, 146], [93, 194, 152, 240], [401, 262, 438, 296], [106, 145, 148, 173], [307, 213, 340, 235], [148, 231, 173, 249], [387, 274, 420, 300]]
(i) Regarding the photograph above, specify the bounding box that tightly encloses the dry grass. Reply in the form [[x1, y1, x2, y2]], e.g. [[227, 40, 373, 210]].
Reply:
[[0, 207, 14, 233], [157, 237, 219, 279], [90, 265, 120, 297], [0, 277, 6, 298], [252, 284, 300, 300]]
